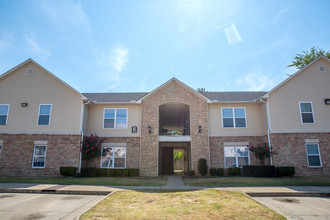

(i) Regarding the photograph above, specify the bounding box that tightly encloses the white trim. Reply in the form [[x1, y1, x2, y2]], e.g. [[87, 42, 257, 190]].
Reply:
[[223, 145, 250, 168], [299, 102, 315, 124], [0, 140, 3, 144], [37, 104, 52, 126], [305, 139, 319, 143], [34, 140, 48, 145], [0, 131, 81, 135], [103, 108, 128, 129], [32, 144, 47, 168], [305, 143, 322, 168], [223, 142, 249, 146], [270, 129, 330, 133], [158, 135, 191, 142], [221, 107, 247, 128], [100, 143, 127, 169], [0, 104, 10, 125]]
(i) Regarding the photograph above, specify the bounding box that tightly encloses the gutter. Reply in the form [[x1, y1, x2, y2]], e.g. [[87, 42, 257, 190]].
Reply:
[[78, 99, 91, 174], [259, 98, 273, 165]]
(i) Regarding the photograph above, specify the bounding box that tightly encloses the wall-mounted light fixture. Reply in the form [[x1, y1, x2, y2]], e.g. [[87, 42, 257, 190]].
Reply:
[[198, 125, 202, 133], [148, 126, 151, 133], [325, 99, 330, 105], [21, 103, 28, 107]]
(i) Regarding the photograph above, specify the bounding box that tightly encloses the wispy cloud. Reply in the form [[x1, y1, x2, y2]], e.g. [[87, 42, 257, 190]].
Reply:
[[249, 36, 293, 57], [263, 7, 291, 26], [24, 34, 50, 60], [40, 0, 90, 32], [224, 23, 242, 45], [236, 71, 275, 91]]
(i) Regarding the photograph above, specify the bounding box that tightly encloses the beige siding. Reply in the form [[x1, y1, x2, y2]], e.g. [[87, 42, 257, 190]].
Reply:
[[0, 62, 82, 134], [208, 103, 266, 136], [87, 104, 141, 137], [269, 59, 330, 132]]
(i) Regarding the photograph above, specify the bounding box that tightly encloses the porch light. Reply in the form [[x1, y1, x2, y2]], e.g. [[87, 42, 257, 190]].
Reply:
[[198, 125, 202, 133], [325, 99, 330, 105], [148, 126, 151, 133], [21, 103, 28, 107]]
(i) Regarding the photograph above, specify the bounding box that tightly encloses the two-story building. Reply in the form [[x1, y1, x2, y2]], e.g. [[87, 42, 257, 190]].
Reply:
[[0, 56, 329, 176]]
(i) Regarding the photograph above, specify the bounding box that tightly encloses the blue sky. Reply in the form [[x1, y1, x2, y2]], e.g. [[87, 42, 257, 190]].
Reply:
[[0, 0, 329, 93]]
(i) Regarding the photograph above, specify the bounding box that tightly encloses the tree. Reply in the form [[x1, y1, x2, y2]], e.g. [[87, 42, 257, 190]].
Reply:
[[248, 143, 271, 165], [196, 88, 206, 92], [81, 133, 104, 160], [288, 46, 330, 70]]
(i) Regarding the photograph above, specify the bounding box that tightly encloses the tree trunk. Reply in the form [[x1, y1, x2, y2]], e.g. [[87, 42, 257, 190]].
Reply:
[[260, 159, 265, 166]]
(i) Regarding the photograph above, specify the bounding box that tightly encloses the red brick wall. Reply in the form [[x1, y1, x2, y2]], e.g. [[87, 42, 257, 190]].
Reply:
[[0, 134, 80, 177], [271, 132, 330, 176]]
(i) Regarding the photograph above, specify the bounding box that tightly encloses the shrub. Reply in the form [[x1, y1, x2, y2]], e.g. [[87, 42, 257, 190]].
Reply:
[[210, 168, 217, 176], [60, 167, 77, 177], [82, 133, 104, 160], [248, 143, 271, 165], [276, 166, 295, 177], [228, 167, 240, 176], [128, 168, 139, 177], [198, 158, 208, 176], [80, 167, 96, 177], [217, 168, 224, 176], [122, 169, 129, 176], [115, 169, 123, 177], [189, 170, 195, 176], [243, 165, 276, 177]]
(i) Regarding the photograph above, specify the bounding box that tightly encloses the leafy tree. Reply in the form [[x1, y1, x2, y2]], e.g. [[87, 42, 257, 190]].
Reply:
[[288, 46, 330, 70], [82, 133, 104, 160], [196, 88, 207, 92]]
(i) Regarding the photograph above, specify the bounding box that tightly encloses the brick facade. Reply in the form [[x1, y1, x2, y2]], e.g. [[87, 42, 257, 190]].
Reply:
[[0, 134, 80, 177], [82, 137, 140, 169], [271, 132, 330, 176], [140, 81, 210, 176]]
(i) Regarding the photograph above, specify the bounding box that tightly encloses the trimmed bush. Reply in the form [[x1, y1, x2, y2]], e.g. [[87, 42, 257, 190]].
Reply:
[[115, 169, 123, 177], [189, 170, 195, 176], [60, 167, 77, 177], [128, 168, 139, 177], [122, 169, 129, 176], [210, 168, 217, 176], [198, 158, 208, 176], [228, 167, 240, 176], [243, 165, 276, 177], [276, 166, 295, 177], [80, 168, 139, 177], [80, 167, 96, 177], [217, 168, 224, 176]]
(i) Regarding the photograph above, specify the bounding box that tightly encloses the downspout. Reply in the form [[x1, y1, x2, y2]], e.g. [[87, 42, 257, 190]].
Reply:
[[259, 98, 273, 165], [78, 99, 90, 173]]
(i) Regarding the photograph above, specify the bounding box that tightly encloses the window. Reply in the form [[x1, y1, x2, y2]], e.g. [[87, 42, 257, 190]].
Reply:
[[299, 102, 314, 124], [0, 104, 10, 125], [222, 108, 246, 128], [101, 144, 126, 168], [0, 140, 3, 158], [38, 104, 52, 125], [32, 145, 47, 168], [306, 144, 322, 167], [104, 108, 127, 129], [224, 146, 249, 168]]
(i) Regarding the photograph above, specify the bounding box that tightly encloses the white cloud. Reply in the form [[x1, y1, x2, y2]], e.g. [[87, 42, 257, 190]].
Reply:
[[224, 23, 242, 45], [236, 71, 276, 91], [24, 34, 50, 60], [40, 0, 90, 32], [112, 48, 129, 72], [263, 7, 291, 26]]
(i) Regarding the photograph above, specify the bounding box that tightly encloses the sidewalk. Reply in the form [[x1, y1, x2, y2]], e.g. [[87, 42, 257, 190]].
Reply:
[[0, 176, 330, 196]]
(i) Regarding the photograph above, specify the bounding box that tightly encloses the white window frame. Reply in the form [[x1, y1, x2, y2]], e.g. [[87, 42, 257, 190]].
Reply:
[[299, 102, 315, 124], [221, 107, 247, 128], [224, 145, 250, 168], [0, 104, 10, 125], [100, 143, 127, 169], [305, 143, 322, 167], [32, 145, 47, 168], [103, 108, 128, 129], [37, 104, 52, 126]]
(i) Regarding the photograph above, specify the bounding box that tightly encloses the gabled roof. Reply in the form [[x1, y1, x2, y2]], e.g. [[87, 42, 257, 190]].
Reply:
[[83, 92, 148, 103], [201, 91, 267, 102], [0, 58, 87, 100], [136, 77, 212, 103], [263, 56, 330, 98]]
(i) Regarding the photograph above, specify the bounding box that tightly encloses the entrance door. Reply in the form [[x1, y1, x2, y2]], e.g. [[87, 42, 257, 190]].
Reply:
[[161, 147, 174, 174]]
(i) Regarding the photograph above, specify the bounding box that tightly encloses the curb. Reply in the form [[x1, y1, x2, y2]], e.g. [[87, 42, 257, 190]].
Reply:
[[246, 192, 330, 197], [0, 188, 111, 195]]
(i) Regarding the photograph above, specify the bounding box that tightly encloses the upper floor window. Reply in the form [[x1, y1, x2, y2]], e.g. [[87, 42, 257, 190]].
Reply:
[[0, 104, 10, 125], [32, 145, 47, 168], [305, 143, 322, 167], [299, 102, 314, 124], [104, 108, 127, 129], [222, 108, 246, 128], [224, 146, 249, 168], [38, 104, 52, 125]]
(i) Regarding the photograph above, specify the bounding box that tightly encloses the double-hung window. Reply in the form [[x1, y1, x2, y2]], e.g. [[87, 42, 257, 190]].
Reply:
[[306, 143, 322, 167], [32, 145, 47, 168], [0, 104, 10, 125], [104, 108, 127, 129], [38, 104, 52, 125], [222, 108, 246, 128], [224, 146, 249, 168], [101, 144, 126, 168], [299, 102, 314, 124]]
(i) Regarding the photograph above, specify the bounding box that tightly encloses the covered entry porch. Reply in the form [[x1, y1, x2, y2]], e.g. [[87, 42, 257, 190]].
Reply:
[[159, 142, 191, 175]]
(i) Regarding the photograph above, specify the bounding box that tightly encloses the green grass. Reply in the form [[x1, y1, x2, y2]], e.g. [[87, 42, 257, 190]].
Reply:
[[0, 176, 167, 186], [184, 176, 330, 187], [80, 189, 285, 220]]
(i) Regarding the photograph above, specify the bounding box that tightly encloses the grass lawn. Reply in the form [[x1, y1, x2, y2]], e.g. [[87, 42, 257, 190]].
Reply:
[[0, 176, 167, 186], [184, 176, 330, 187], [80, 189, 285, 220]]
